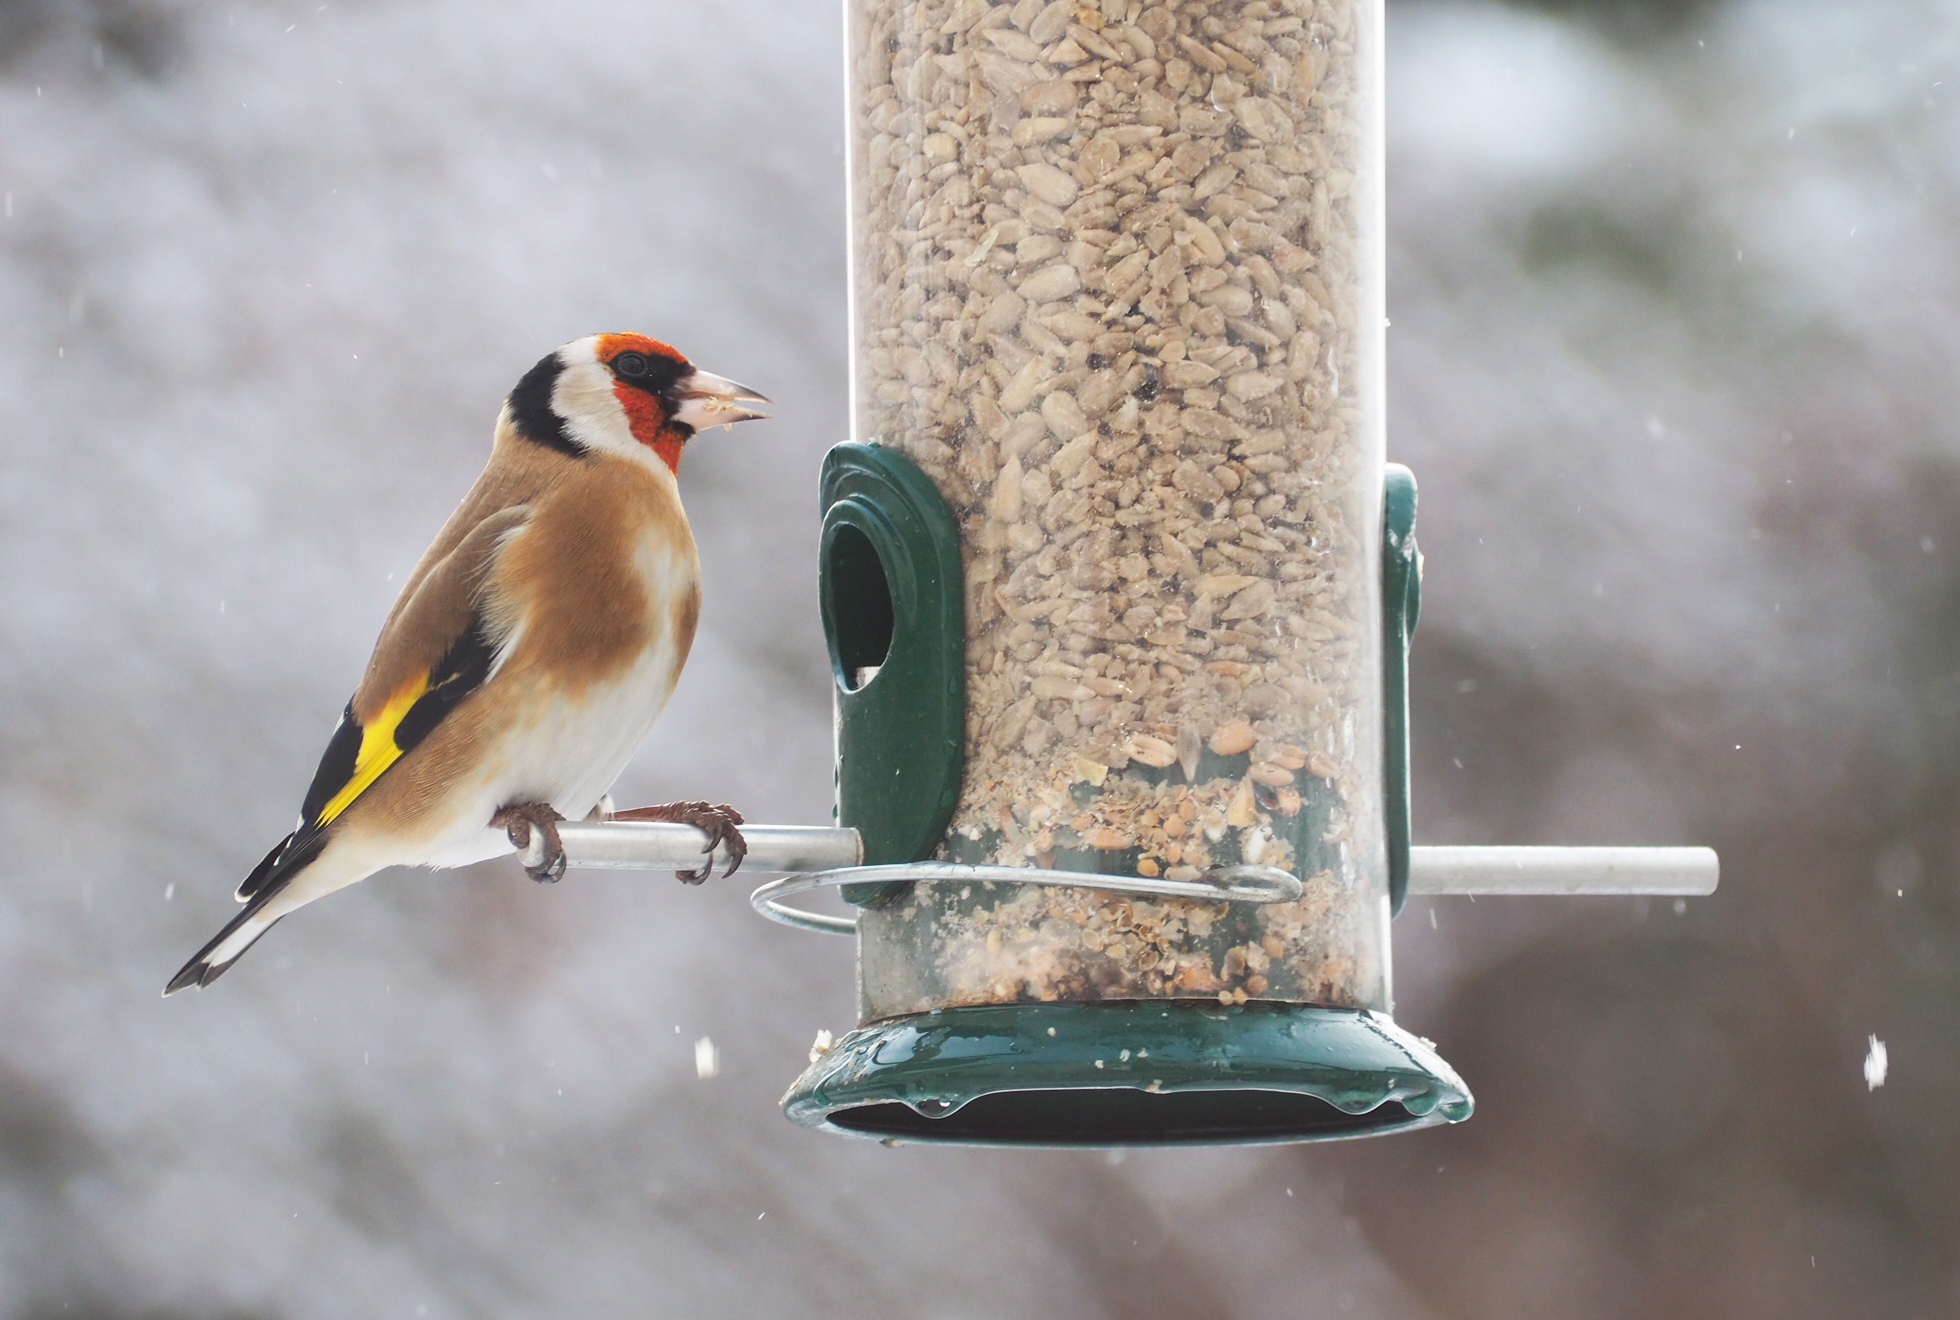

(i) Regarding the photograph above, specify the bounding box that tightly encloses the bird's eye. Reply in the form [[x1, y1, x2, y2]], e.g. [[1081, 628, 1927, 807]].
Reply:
[[614, 352, 649, 378]]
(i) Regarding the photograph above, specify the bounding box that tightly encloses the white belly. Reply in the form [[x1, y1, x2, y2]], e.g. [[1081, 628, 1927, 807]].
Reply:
[[416, 526, 696, 870], [415, 649, 686, 869]]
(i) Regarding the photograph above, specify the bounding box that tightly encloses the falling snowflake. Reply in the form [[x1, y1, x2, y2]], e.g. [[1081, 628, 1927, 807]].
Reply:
[[1863, 1035, 1888, 1091], [695, 1036, 720, 1080]]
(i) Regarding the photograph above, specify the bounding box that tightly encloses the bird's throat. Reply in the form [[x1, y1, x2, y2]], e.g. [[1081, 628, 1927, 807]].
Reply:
[[649, 434, 684, 476], [614, 380, 685, 475]]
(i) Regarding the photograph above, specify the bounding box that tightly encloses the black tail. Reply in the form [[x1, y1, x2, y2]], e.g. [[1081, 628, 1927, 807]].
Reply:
[[164, 833, 313, 997], [164, 885, 286, 995]]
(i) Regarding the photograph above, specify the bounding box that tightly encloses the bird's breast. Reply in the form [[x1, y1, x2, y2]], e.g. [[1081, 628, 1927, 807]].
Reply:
[[495, 459, 699, 696], [471, 463, 702, 818]]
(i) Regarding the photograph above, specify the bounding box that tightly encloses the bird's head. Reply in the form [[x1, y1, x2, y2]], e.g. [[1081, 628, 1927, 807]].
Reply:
[[503, 333, 770, 475]]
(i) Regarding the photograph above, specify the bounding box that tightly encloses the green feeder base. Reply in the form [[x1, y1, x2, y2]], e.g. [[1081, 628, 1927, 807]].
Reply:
[[783, 1001, 1473, 1147]]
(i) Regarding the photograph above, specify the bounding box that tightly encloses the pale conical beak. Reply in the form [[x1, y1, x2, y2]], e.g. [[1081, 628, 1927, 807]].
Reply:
[[674, 369, 772, 431]]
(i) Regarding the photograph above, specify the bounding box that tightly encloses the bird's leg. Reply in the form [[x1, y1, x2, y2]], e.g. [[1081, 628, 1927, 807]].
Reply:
[[493, 802, 568, 883], [608, 801, 748, 883]]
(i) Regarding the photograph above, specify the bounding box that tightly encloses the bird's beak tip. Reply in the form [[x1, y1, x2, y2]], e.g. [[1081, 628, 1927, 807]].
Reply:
[[676, 369, 772, 429]]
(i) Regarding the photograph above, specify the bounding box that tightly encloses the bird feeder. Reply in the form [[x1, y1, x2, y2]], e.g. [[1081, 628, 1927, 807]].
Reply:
[[529, 0, 1718, 1146]]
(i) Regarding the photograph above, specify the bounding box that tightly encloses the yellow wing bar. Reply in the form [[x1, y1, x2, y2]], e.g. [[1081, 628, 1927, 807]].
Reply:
[[313, 675, 430, 826]]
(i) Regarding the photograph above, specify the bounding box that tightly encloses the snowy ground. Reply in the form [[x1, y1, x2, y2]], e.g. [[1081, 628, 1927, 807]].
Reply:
[[0, 1, 1954, 1316]]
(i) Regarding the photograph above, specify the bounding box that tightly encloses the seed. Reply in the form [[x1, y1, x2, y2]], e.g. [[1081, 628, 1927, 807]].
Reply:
[[1161, 359, 1219, 389], [983, 28, 1044, 61], [1226, 370, 1284, 402], [1016, 263, 1082, 303], [1208, 720, 1258, 756], [1225, 777, 1258, 828], [1080, 135, 1121, 182], [1233, 96, 1295, 143], [1046, 36, 1089, 65], [998, 357, 1048, 413], [1220, 579, 1276, 620], [1020, 79, 1078, 115], [991, 454, 1024, 523], [1026, 0, 1070, 44], [1018, 163, 1080, 209], [1012, 117, 1074, 147], [1176, 724, 1203, 781], [1040, 389, 1088, 441], [1015, 233, 1064, 266], [1183, 217, 1228, 264], [1195, 572, 1258, 598]]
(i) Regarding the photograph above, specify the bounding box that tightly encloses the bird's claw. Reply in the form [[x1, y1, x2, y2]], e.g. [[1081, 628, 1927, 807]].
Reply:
[[608, 800, 748, 884], [493, 803, 568, 883]]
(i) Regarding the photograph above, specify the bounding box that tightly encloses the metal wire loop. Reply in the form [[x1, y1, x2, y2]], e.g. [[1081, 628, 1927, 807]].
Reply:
[[748, 862, 1306, 936]]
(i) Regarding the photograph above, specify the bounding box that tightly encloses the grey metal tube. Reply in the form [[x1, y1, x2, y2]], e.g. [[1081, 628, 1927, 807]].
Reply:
[[544, 822, 862, 875], [1408, 846, 1718, 896], [540, 825, 1716, 897]]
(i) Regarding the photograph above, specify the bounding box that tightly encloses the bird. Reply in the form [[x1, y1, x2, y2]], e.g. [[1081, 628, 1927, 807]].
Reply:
[[165, 334, 769, 995]]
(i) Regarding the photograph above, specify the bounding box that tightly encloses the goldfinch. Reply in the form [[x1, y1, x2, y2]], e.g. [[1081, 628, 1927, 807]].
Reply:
[[165, 334, 768, 995]]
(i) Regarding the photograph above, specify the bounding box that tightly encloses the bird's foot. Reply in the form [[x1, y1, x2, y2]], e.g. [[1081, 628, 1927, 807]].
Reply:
[[493, 802, 568, 883], [608, 800, 748, 883]]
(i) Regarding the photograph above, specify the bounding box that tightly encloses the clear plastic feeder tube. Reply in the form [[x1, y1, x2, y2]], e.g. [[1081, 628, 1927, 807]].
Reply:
[[846, 0, 1387, 1020]]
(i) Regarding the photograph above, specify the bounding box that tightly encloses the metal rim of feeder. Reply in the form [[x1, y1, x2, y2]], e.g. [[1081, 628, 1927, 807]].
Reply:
[[786, 1001, 1473, 1148]]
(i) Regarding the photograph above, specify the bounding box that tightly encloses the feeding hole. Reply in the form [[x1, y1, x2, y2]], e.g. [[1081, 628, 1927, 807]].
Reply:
[[826, 522, 894, 693]]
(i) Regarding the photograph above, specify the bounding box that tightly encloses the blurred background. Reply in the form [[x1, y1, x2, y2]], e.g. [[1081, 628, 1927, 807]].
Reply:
[[0, 0, 1953, 1315]]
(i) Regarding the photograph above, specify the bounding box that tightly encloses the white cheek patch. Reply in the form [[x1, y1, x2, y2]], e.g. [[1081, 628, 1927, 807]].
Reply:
[[550, 358, 639, 458]]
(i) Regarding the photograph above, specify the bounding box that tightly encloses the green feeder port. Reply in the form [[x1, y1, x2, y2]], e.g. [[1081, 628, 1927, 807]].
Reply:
[[819, 444, 966, 907]]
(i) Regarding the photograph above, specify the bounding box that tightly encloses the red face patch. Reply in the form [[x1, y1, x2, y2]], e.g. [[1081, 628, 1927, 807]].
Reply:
[[597, 333, 691, 473], [596, 332, 682, 363]]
